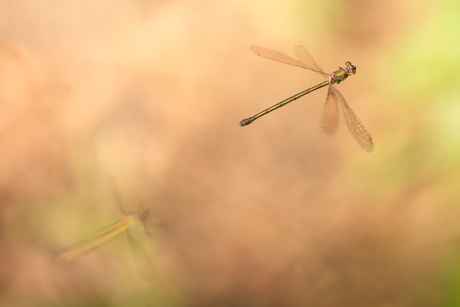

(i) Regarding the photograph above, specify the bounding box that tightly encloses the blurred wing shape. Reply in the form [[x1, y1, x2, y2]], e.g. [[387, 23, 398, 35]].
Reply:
[[250, 45, 328, 77], [322, 86, 339, 135], [293, 45, 327, 76], [124, 222, 158, 279], [331, 85, 374, 152], [108, 176, 128, 215]]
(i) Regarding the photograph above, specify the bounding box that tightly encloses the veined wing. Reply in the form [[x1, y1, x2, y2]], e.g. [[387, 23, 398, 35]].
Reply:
[[293, 45, 328, 77], [250, 45, 328, 76], [330, 85, 374, 152], [322, 86, 339, 135]]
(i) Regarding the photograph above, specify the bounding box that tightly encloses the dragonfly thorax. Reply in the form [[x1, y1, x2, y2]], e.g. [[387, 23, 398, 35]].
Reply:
[[123, 212, 146, 226], [329, 61, 356, 84]]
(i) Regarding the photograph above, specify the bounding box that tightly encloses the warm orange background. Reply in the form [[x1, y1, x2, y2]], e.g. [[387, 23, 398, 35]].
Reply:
[[1, 1, 460, 306]]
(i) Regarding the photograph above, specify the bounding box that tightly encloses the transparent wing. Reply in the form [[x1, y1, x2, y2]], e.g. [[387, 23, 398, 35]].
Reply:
[[124, 218, 158, 279], [293, 45, 327, 76], [322, 86, 339, 135], [330, 85, 374, 152], [108, 176, 128, 215], [250, 45, 328, 77]]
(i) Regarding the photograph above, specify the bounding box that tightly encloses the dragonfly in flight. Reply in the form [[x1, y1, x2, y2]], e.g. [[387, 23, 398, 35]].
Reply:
[[60, 210, 151, 263], [60, 179, 154, 263], [239, 45, 374, 152]]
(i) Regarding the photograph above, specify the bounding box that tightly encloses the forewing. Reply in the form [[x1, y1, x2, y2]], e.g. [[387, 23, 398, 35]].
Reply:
[[293, 45, 327, 76], [331, 86, 374, 152], [250, 45, 328, 76], [322, 86, 339, 135]]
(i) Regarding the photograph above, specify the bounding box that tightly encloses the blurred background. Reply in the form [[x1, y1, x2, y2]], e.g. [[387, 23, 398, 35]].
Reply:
[[1, 0, 460, 306]]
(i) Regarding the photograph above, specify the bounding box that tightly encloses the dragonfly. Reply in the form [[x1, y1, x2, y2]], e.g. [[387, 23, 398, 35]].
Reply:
[[60, 210, 151, 263], [60, 179, 155, 263], [239, 45, 374, 152]]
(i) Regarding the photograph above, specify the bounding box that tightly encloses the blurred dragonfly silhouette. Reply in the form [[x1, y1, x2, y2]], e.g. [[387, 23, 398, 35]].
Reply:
[[240, 45, 374, 152], [60, 181, 155, 263]]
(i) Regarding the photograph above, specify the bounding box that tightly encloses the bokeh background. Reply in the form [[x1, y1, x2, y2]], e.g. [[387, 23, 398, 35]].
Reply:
[[1, 0, 460, 306]]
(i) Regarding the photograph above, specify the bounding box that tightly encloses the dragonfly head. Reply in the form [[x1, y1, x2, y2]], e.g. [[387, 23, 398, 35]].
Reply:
[[345, 62, 356, 75]]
